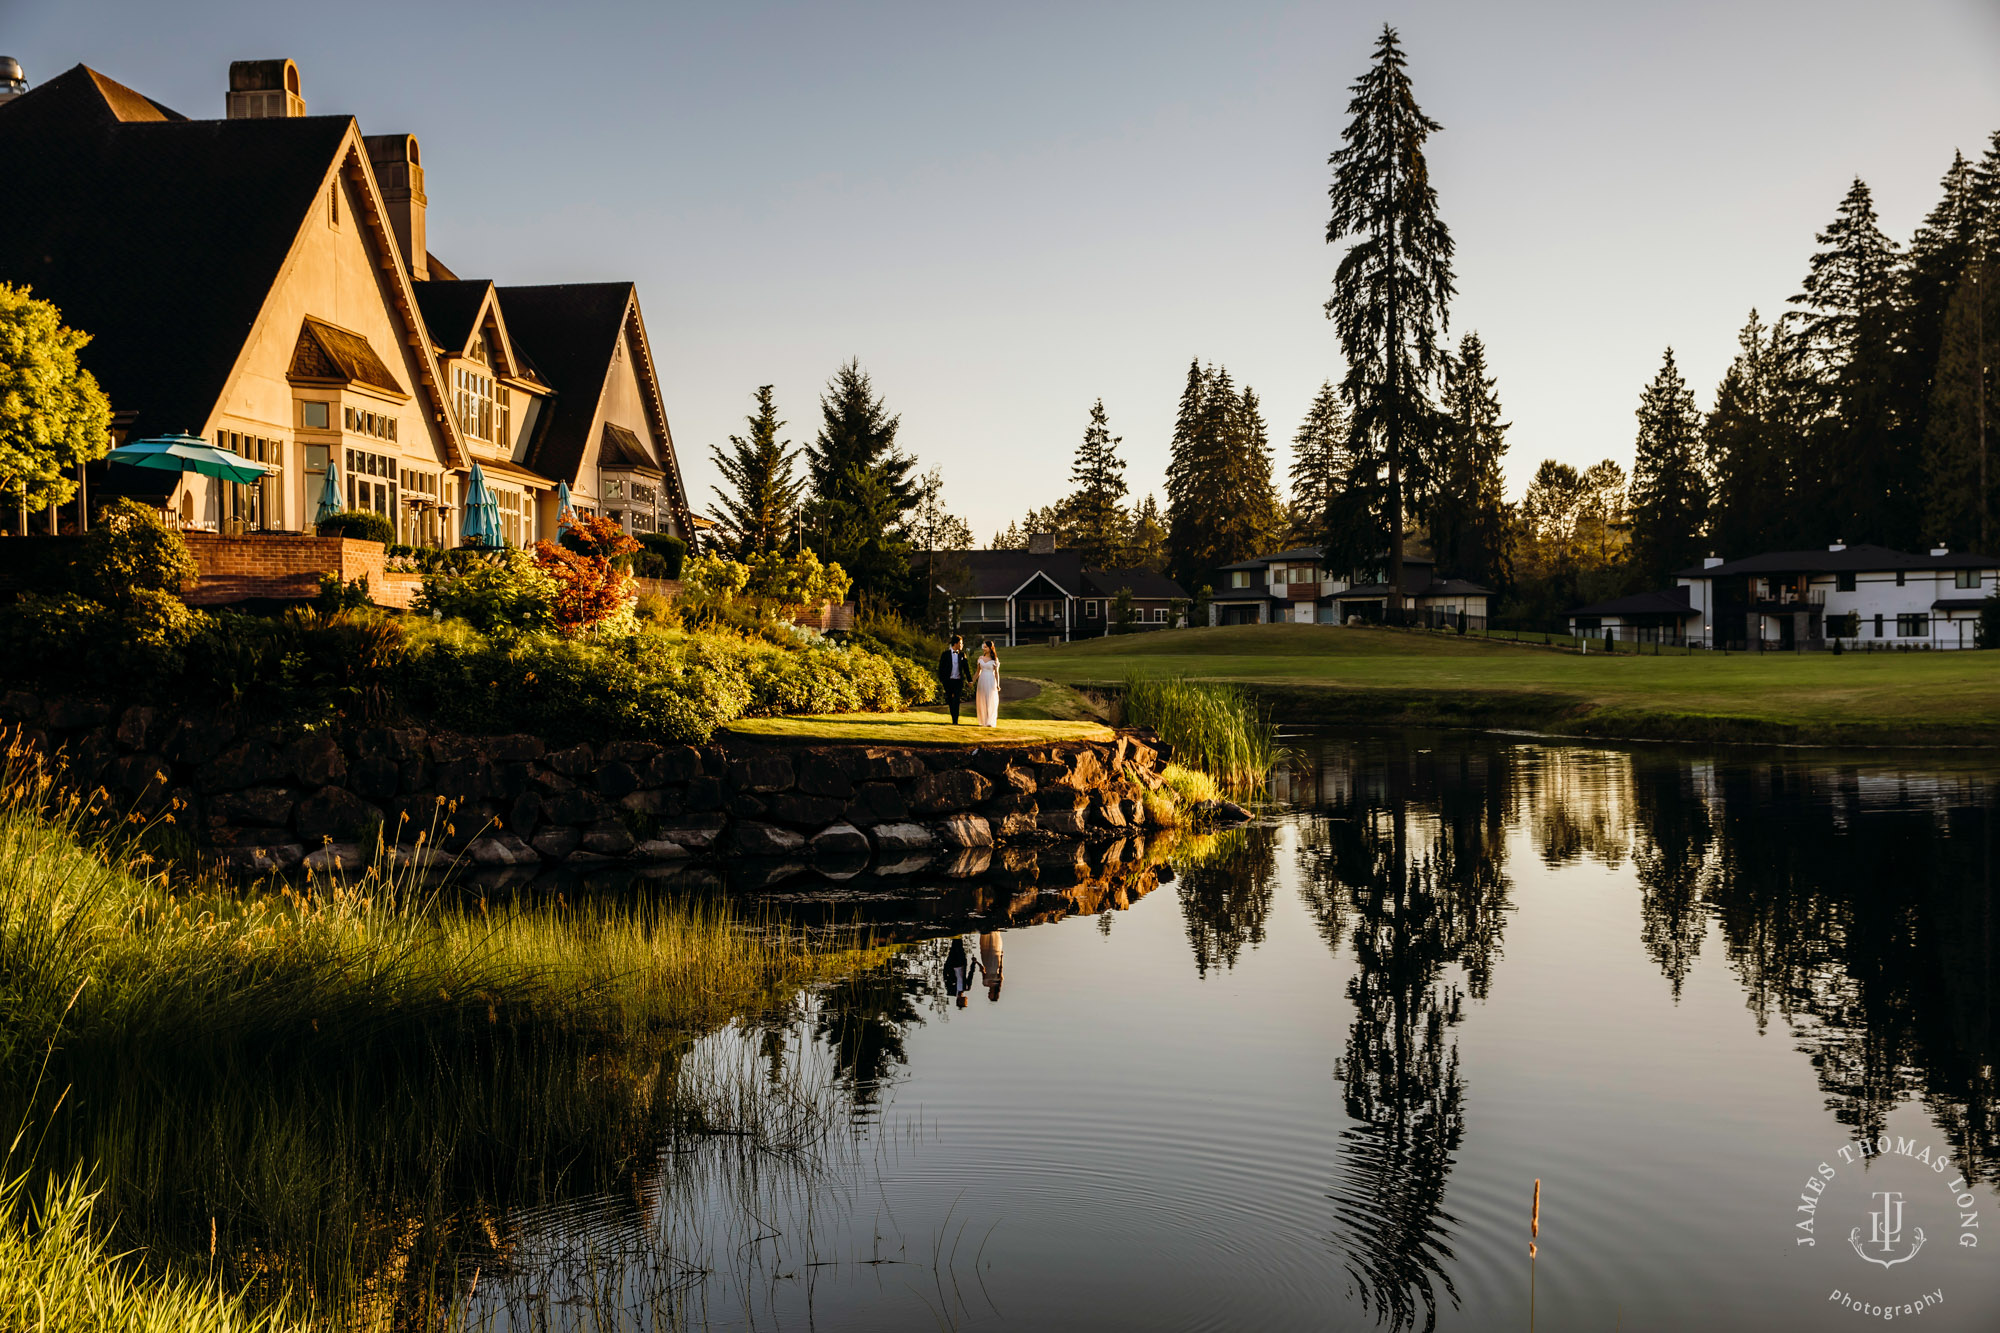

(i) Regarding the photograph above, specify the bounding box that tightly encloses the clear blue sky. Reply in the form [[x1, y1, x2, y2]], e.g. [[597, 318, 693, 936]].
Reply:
[[7, 0, 1998, 541]]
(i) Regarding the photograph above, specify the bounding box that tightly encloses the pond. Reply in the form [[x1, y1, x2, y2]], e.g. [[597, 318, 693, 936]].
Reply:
[[464, 730, 2000, 1331]]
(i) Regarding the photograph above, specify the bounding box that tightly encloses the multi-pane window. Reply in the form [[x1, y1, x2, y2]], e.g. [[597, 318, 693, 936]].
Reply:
[[1956, 569, 1981, 590], [495, 488, 525, 548], [215, 431, 283, 531], [399, 468, 443, 547], [343, 406, 397, 441], [455, 366, 495, 441], [345, 447, 398, 520], [1083, 600, 1100, 618], [1836, 571, 1856, 592], [1150, 607, 1168, 623], [1229, 570, 1253, 589], [1896, 613, 1930, 638], [964, 599, 1008, 621], [1026, 599, 1060, 622]]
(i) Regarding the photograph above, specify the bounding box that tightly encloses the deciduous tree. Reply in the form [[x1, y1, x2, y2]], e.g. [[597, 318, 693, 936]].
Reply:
[[0, 283, 110, 522]]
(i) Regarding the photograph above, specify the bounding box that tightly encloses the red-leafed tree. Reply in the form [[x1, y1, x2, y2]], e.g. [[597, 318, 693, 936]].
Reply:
[[534, 512, 640, 635]]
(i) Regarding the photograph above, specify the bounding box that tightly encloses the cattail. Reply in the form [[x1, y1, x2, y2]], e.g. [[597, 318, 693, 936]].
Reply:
[[1532, 1178, 1540, 1237]]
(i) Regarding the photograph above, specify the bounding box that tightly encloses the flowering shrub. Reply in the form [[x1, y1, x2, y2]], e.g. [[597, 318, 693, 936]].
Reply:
[[415, 549, 557, 635]]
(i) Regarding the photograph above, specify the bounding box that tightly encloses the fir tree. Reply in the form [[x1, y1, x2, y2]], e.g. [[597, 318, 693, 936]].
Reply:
[[707, 385, 804, 557], [1628, 349, 1709, 585], [1221, 383, 1285, 560], [1068, 398, 1130, 567], [1163, 359, 1214, 587], [804, 359, 918, 607], [1325, 24, 1456, 612], [1705, 311, 1793, 556], [1893, 152, 1985, 546], [1426, 332, 1510, 585], [1128, 494, 1169, 572], [1164, 362, 1283, 588], [1287, 382, 1351, 545], [1920, 266, 1997, 550]]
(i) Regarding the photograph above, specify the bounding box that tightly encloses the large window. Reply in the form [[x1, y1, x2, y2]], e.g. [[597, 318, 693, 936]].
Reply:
[[963, 599, 1008, 622], [1956, 569, 1981, 590], [345, 447, 398, 521], [399, 467, 444, 547], [215, 430, 283, 531], [495, 487, 526, 547], [455, 365, 495, 442], [1896, 613, 1930, 638], [1025, 599, 1060, 622], [343, 406, 397, 442], [1230, 570, 1254, 589]]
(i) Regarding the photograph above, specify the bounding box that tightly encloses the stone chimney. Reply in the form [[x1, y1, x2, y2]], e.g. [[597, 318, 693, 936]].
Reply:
[[1028, 532, 1056, 555], [0, 57, 28, 105], [364, 134, 426, 280], [227, 59, 305, 118]]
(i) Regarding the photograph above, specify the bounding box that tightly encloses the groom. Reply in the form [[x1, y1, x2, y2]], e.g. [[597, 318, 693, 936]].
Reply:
[[937, 634, 968, 725]]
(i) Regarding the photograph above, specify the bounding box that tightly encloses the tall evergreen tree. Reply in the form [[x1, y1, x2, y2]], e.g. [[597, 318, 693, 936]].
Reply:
[[1222, 384, 1285, 558], [1324, 24, 1456, 612], [707, 385, 803, 557], [1920, 265, 1997, 550], [1128, 494, 1169, 573], [1705, 311, 1793, 556], [1892, 152, 1985, 547], [1628, 349, 1709, 585], [804, 359, 918, 607], [1426, 332, 1510, 585], [1287, 382, 1351, 545], [1164, 362, 1284, 589], [1164, 360, 1216, 588], [1790, 179, 1904, 544], [1067, 398, 1130, 567]]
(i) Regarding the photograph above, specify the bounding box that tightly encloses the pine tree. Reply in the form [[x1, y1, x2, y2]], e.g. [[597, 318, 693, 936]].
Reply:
[[1790, 179, 1904, 544], [1325, 24, 1456, 612], [1287, 382, 1351, 545], [1920, 266, 1997, 550], [1222, 383, 1284, 559], [1426, 332, 1509, 585], [1163, 360, 1213, 587], [803, 359, 918, 607], [1628, 349, 1709, 585], [1164, 363, 1282, 588], [1068, 398, 1129, 567], [1705, 312, 1791, 556], [707, 385, 803, 557], [1127, 494, 1169, 572], [1892, 152, 1985, 548]]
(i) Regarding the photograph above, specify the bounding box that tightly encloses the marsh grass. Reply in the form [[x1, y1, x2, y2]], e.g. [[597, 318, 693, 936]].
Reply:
[[1121, 676, 1281, 794], [0, 741, 880, 1326]]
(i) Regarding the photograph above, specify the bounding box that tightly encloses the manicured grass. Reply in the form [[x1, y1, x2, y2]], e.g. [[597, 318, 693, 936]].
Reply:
[[721, 711, 1113, 746], [1003, 624, 2000, 746]]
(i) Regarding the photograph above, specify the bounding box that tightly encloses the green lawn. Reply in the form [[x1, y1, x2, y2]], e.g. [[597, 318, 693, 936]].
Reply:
[[1000, 624, 2000, 747], [721, 713, 1114, 746]]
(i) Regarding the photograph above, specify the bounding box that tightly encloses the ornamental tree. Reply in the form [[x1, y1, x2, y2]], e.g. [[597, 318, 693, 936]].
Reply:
[[0, 283, 112, 516]]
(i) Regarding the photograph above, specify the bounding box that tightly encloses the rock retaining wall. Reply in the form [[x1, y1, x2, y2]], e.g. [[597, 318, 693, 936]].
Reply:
[[0, 691, 1176, 875]]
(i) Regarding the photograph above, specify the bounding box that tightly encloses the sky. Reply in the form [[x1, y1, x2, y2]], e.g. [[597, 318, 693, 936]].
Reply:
[[5, 0, 1998, 541]]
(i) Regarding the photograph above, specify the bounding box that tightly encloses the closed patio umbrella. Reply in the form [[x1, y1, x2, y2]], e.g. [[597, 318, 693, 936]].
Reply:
[[314, 460, 343, 525], [107, 434, 273, 485], [555, 480, 573, 536], [461, 461, 503, 547]]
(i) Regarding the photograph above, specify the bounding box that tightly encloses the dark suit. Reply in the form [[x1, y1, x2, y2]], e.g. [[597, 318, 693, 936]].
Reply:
[[937, 647, 967, 723]]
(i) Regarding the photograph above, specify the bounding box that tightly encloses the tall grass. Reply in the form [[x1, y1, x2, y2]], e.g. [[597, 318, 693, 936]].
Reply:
[[1122, 675, 1280, 795], [0, 741, 876, 1324]]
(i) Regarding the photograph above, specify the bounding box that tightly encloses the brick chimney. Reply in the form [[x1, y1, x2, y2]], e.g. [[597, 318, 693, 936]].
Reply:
[[1028, 532, 1056, 554], [364, 134, 427, 280], [227, 59, 305, 118]]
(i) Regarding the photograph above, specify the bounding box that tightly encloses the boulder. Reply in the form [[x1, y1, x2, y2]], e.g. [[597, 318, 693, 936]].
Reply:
[[726, 755, 796, 793], [350, 754, 400, 804], [580, 821, 637, 856], [111, 753, 173, 797], [936, 813, 994, 850], [1216, 801, 1252, 825], [0, 691, 44, 723], [618, 788, 678, 817], [163, 715, 236, 765], [208, 786, 295, 827], [469, 834, 541, 867], [943, 849, 993, 877], [294, 787, 383, 843], [731, 821, 806, 856], [508, 792, 544, 840], [546, 743, 595, 776], [999, 766, 1038, 796], [659, 815, 728, 850], [1119, 797, 1146, 828], [594, 760, 641, 798], [45, 697, 111, 730], [600, 739, 662, 765], [434, 758, 489, 804], [1087, 794, 1127, 830], [910, 769, 992, 815], [844, 782, 908, 826], [486, 734, 546, 763], [768, 792, 848, 827], [682, 775, 726, 810], [1038, 809, 1088, 836], [993, 811, 1040, 840], [114, 705, 157, 751], [795, 751, 856, 799], [649, 745, 703, 785], [865, 749, 926, 781], [1036, 786, 1086, 812], [634, 838, 693, 860], [221, 843, 304, 874], [286, 734, 347, 788], [543, 787, 609, 826], [870, 822, 936, 853], [302, 842, 367, 873], [530, 827, 580, 862], [809, 821, 871, 858], [726, 793, 768, 818], [195, 740, 287, 794]]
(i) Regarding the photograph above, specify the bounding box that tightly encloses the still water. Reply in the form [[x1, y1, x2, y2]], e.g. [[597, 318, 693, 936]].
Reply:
[[479, 731, 2000, 1331]]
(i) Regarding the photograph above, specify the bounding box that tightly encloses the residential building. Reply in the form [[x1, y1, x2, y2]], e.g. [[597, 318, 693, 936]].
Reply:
[[930, 538, 1189, 646], [0, 58, 691, 548], [1208, 548, 1493, 626], [1569, 544, 2000, 649]]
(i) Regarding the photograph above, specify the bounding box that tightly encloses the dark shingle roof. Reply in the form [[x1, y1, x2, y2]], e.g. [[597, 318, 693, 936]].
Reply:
[[289, 317, 407, 397], [411, 280, 493, 356], [939, 550, 1085, 599], [1674, 545, 2000, 577], [0, 65, 353, 443], [1425, 578, 1494, 597], [1214, 545, 1330, 571], [496, 283, 635, 485], [598, 421, 661, 472], [1569, 589, 1698, 618], [1079, 567, 1188, 601]]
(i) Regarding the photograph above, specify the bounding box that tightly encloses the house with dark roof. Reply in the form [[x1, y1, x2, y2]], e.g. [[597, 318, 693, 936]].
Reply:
[[1569, 543, 2000, 649], [1208, 547, 1493, 626], [924, 537, 1189, 645], [0, 56, 691, 550]]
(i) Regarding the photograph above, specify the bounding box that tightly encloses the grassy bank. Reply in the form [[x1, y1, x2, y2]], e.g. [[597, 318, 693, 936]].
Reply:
[[0, 745, 872, 1326], [1004, 624, 2000, 747], [721, 713, 1113, 745]]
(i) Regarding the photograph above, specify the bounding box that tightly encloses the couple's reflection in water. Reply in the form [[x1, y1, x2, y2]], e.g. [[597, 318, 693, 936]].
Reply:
[[943, 932, 1005, 1007]]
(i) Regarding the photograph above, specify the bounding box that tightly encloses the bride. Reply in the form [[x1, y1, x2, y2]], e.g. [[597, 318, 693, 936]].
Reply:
[[974, 641, 1002, 727]]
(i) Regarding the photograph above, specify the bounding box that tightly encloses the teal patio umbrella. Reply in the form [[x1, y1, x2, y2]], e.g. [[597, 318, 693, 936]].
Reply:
[[555, 480, 573, 536], [461, 461, 504, 547], [314, 459, 343, 525], [107, 434, 273, 485]]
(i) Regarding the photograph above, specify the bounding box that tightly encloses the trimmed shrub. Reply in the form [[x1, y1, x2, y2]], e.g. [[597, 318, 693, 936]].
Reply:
[[636, 531, 686, 580], [316, 510, 395, 545], [415, 549, 557, 636], [77, 498, 198, 604]]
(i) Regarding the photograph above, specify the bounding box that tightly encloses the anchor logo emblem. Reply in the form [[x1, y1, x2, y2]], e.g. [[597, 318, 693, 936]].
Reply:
[[1848, 1190, 1926, 1269]]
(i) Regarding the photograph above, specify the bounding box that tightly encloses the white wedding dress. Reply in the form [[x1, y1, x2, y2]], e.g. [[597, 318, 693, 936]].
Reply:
[[974, 657, 1001, 727]]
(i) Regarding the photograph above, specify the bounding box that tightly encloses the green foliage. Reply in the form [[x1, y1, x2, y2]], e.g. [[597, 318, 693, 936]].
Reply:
[[1425, 334, 1511, 587], [1069, 399, 1129, 567], [313, 572, 370, 614], [1164, 362, 1284, 591], [315, 509, 394, 545], [1121, 674, 1279, 794], [77, 498, 198, 604], [0, 282, 112, 515], [1111, 586, 1136, 634], [415, 548, 557, 636], [1288, 381, 1351, 546], [636, 531, 687, 579], [708, 385, 804, 556], [1628, 348, 1710, 584], [802, 359, 916, 607]]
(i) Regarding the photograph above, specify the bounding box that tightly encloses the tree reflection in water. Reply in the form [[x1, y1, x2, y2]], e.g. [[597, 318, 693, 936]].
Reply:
[[1175, 824, 1280, 976], [1289, 737, 1513, 1332], [810, 940, 949, 1115]]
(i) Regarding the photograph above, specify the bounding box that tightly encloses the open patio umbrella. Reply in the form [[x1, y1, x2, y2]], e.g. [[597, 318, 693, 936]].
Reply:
[[555, 480, 573, 536], [461, 461, 504, 547], [314, 460, 343, 525], [107, 434, 274, 485]]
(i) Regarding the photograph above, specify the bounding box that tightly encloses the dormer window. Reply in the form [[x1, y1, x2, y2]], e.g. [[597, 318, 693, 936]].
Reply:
[[455, 365, 494, 441]]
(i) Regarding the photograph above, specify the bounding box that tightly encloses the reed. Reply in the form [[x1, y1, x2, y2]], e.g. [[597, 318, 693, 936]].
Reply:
[[1121, 675, 1280, 794]]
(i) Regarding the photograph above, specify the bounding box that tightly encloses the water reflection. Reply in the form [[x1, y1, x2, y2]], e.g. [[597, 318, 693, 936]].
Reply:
[[1176, 824, 1279, 977]]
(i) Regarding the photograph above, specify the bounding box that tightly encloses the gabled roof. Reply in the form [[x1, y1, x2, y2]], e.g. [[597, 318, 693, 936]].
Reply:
[[598, 422, 662, 473], [1216, 546, 1435, 573], [287, 317, 407, 398], [0, 67, 353, 442], [1424, 578, 1495, 597], [935, 550, 1086, 599], [1569, 589, 1697, 618], [499, 283, 638, 482], [412, 280, 493, 357], [1079, 567, 1188, 601], [1674, 545, 2000, 577], [0, 64, 186, 127]]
